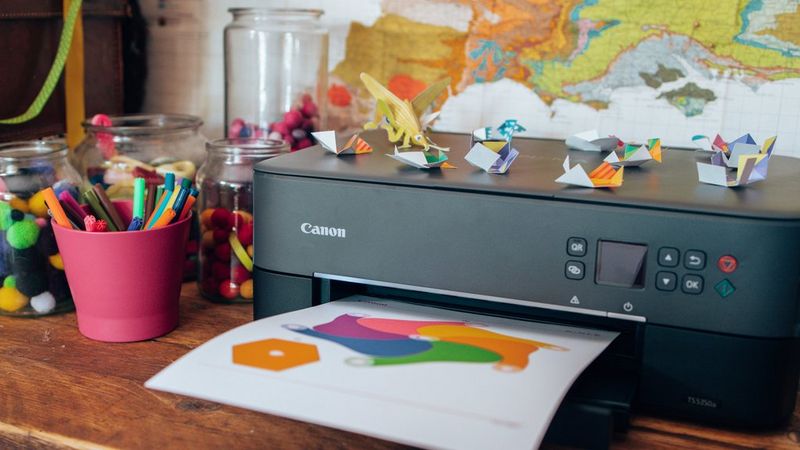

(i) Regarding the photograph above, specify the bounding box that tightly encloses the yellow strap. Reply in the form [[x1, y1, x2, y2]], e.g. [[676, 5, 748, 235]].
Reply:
[[63, 0, 85, 149]]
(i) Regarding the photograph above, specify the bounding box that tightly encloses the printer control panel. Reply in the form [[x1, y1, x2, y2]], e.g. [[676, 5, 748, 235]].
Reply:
[[564, 237, 739, 310]]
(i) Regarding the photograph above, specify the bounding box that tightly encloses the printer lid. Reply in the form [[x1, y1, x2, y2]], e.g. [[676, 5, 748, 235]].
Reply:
[[256, 131, 800, 220]]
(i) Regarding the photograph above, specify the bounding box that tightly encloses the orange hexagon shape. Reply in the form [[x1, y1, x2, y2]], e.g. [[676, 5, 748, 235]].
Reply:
[[232, 338, 319, 371]]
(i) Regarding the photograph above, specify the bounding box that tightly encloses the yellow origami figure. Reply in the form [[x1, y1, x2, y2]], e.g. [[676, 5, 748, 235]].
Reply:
[[360, 72, 450, 150]]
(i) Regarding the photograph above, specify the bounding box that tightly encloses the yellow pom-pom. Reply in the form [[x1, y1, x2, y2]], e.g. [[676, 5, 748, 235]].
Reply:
[[49, 253, 64, 270], [28, 190, 49, 218], [202, 230, 215, 248], [9, 196, 29, 213], [200, 209, 215, 229], [0, 286, 29, 312], [240, 279, 254, 299]]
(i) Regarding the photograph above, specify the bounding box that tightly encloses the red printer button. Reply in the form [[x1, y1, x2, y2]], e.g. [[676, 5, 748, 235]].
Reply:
[[717, 255, 737, 273]]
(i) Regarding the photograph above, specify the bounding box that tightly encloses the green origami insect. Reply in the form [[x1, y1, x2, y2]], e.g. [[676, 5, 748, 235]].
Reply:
[[360, 72, 450, 150]]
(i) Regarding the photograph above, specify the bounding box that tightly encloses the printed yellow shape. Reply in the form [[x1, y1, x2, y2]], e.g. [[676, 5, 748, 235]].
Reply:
[[233, 338, 319, 371]]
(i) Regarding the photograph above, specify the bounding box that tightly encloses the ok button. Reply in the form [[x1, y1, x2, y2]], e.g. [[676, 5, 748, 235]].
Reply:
[[681, 274, 704, 295]]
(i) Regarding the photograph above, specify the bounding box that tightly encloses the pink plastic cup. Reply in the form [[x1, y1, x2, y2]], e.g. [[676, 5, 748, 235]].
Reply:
[[52, 201, 191, 342]]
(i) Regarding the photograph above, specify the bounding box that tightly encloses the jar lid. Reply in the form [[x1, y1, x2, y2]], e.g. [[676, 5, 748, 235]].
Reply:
[[207, 138, 290, 158], [0, 141, 68, 162], [228, 8, 323, 18], [82, 114, 203, 135]]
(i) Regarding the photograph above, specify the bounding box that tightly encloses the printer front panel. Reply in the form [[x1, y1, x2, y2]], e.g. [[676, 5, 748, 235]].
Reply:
[[254, 172, 800, 339]]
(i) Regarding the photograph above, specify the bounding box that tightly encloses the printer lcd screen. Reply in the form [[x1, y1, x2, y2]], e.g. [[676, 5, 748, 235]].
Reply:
[[595, 241, 647, 288]]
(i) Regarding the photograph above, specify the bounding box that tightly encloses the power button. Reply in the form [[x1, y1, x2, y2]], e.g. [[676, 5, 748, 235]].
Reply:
[[717, 255, 737, 273]]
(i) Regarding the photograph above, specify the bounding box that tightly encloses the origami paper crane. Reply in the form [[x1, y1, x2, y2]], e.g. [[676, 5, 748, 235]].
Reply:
[[696, 135, 776, 187], [604, 138, 663, 167], [565, 130, 619, 152], [361, 72, 450, 151], [387, 147, 451, 169], [465, 120, 525, 174], [311, 131, 373, 155], [555, 156, 624, 188]]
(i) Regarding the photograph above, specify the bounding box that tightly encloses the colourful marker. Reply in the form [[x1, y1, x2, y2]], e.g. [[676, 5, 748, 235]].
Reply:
[[133, 178, 145, 220], [58, 191, 87, 219], [43, 188, 73, 229], [178, 191, 197, 222], [164, 172, 175, 192], [151, 209, 176, 229], [145, 188, 172, 229]]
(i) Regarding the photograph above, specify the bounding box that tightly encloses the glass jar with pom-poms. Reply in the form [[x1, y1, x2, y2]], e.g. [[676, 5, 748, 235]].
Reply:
[[0, 141, 82, 316]]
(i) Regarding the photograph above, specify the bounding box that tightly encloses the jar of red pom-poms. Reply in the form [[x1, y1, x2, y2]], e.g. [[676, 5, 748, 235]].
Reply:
[[196, 138, 288, 303], [224, 8, 328, 151]]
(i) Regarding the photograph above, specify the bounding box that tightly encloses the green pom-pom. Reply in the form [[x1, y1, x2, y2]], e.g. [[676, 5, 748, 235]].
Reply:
[[3, 275, 16, 288], [0, 202, 11, 231], [7, 220, 40, 250]]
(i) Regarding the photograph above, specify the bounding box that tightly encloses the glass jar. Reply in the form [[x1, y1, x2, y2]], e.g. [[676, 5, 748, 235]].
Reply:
[[224, 8, 328, 151], [197, 138, 288, 303], [0, 141, 82, 316], [71, 114, 207, 279]]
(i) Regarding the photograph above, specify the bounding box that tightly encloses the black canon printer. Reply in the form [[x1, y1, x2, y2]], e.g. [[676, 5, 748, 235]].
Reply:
[[252, 130, 800, 448]]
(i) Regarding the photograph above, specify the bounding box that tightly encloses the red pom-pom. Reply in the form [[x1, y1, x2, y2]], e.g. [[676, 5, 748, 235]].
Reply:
[[213, 229, 229, 243], [212, 261, 229, 280], [271, 121, 289, 136], [219, 279, 240, 299], [300, 101, 318, 118], [214, 242, 231, 261], [231, 264, 250, 284], [296, 138, 313, 150], [283, 109, 303, 129], [237, 222, 254, 246], [95, 220, 108, 232], [211, 208, 232, 229]]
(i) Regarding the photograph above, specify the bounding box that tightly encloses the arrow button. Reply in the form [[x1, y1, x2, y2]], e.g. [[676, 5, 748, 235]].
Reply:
[[658, 247, 679, 267], [655, 271, 677, 291]]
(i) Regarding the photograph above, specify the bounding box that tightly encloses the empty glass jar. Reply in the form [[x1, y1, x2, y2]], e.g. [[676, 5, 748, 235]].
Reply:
[[197, 138, 288, 303], [0, 141, 82, 316], [224, 8, 328, 150]]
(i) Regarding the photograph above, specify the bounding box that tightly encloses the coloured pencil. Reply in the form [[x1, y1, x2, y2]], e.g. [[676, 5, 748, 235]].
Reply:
[[60, 199, 86, 230]]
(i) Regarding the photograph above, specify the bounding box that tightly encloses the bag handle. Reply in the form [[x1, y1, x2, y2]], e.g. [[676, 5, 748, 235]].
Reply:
[[0, 0, 83, 125]]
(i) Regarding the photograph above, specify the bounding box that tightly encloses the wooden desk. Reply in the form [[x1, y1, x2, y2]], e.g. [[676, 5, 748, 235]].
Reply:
[[0, 283, 796, 449]]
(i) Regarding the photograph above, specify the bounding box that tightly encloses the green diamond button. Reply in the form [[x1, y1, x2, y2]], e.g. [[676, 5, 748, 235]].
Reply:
[[714, 279, 735, 298]]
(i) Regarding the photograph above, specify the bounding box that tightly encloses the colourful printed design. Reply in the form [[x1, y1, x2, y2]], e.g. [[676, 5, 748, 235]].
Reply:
[[284, 314, 568, 372], [233, 338, 320, 371]]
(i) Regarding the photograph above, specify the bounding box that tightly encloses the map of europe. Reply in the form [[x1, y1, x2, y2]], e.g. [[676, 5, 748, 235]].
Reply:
[[326, 0, 800, 154]]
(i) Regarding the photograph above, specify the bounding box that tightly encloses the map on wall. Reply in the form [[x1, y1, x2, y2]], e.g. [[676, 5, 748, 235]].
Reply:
[[326, 0, 800, 154]]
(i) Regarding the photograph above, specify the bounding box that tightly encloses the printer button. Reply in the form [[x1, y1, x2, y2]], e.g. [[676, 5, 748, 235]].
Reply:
[[658, 247, 679, 267], [655, 271, 677, 291], [681, 274, 704, 294], [684, 250, 706, 270], [567, 237, 587, 257], [565, 261, 585, 280]]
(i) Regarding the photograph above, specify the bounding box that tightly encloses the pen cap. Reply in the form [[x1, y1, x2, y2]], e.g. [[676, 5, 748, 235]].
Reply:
[[52, 200, 192, 342]]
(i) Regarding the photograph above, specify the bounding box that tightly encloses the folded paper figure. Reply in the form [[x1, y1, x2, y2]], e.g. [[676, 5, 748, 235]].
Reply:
[[465, 120, 525, 174], [565, 130, 619, 152], [556, 156, 624, 188], [311, 131, 373, 155], [696, 135, 776, 188], [361, 72, 449, 151], [604, 138, 663, 168], [692, 134, 776, 167], [387, 147, 450, 169]]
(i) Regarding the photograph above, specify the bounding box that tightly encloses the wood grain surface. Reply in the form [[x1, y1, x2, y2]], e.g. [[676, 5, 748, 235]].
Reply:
[[0, 283, 796, 449]]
